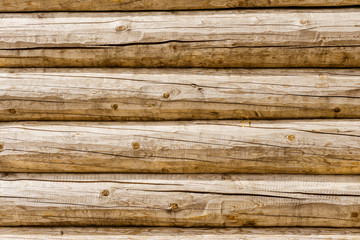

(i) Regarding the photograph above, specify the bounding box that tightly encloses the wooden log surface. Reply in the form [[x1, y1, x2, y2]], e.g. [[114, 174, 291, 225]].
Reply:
[[1, 0, 360, 12], [0, 120, 359, 174], [0, 9, 359, 68], [1, 68, 359, 121], [0, 173, 359, 227], [0, 227, 360, 240]]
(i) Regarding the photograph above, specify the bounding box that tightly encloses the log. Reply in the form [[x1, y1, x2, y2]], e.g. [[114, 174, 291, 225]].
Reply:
[[1, 68, 359, 121], [0, 173, 359, 227], [1, 0, 359, 12], [1, 227, 360, 239], [0, 9, 359, 68], [0, 120, 359, 174]]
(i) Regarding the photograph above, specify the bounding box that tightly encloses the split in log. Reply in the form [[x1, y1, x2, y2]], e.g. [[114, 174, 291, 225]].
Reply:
[[0, 0, 359, 12], [0, 120, 359, 174], [1, 68, 360, 121], [0, 9, 359, 67], [0, 173, 360, 227], [0, 227, 359, 239]]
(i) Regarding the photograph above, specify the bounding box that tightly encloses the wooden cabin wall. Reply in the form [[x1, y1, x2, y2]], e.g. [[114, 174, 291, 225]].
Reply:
[[0, 0, 359, 239]]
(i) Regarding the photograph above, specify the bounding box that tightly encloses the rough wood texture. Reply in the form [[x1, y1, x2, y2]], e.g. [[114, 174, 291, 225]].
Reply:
[[1, 0, 359, 12], [0, 9, 359, 68], [1, 227, 360, 240], [0, 120, 359, 173], [1, 68, 359, 121], [0, 174, 360, 227]]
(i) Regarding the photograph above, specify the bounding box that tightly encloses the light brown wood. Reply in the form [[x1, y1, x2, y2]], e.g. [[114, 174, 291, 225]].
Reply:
[[0, 227, 360, 239], [0, 173, 359, 227], [0, 120, 359, 173], [1, 68, 359, 121], [1, 0, 359, 12], [0, 9, 359, 68]]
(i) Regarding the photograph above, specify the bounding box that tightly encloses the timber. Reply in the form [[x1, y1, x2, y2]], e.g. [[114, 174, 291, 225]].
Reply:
[[0, 0, 359, 12], [0, 228, 360, 240], [0, 120, 359, 174], [1, 68, 359, 121], [0, 9, 359, 68], [0, 173, 359, 227]]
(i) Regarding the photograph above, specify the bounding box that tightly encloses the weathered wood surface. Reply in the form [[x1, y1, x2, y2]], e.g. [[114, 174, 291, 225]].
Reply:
[[1, 0, 359, 12], [0, 120, 359, 173], [0, 9, 359, 68], [1, 68, 359, 121], [0, 174, 359, 227], [1, 228, 360, 240]]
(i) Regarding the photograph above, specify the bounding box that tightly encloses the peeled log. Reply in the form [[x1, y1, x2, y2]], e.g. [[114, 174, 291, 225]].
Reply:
[[0, 120, 359, 174], [0, 9, 359, 67], [0, 173, 360, 227], [0, 0, 359, 12], [0, 227, 360, 240], [1, 68, 359, 121]]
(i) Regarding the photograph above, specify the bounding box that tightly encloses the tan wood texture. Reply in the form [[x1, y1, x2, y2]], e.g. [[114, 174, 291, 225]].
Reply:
[[1, 68, 359, 121], [0, 120, 359, 173], [1, 0, 359, 12], [0, 9, 359, 67], [0, 173, 359, 227], [0, 227, 359, 239]]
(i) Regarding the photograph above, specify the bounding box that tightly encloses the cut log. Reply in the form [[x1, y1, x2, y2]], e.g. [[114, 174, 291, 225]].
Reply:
[[0, 173, 359, 227], [0, 9, 359, 67], [0, 120, 359, 173], [1, 68, 359, 121], [0, 227, 360, 240], [1, 0, 359, 12]]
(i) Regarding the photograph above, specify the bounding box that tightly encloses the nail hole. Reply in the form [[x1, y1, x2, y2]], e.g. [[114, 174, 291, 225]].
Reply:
[[163, 93, 170, 99], [132, 142, 140, 150], [111, 104, 118, 110], [8, 109, 16, 114], [288, 135, 295, 141], [101, 189, 110, 196], [334, 107, 341, 113]]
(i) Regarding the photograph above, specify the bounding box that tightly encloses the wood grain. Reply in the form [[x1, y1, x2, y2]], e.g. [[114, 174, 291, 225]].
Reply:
[[0, 173, 359, 227], [0, 9, 359, 67], [0, 227, 360, 239], [0, 120, 359, 173], [1, 68, 359, 121], [1, 0, 359, 12]]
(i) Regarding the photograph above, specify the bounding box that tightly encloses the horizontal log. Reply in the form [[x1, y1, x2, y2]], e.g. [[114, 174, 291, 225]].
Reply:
[[1, 228, 360, 240], [1, 68, 360, 121], [0, 9, 359, 67], [0, 120, 359, 173], [1, 0, 359, 12], [0, 173, 360, 227]]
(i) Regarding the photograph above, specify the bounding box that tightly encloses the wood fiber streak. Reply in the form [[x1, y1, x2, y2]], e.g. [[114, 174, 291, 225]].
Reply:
[[0, 120, 359, 173], [0, 10, 359, 67], [0, 174, 359, 227]]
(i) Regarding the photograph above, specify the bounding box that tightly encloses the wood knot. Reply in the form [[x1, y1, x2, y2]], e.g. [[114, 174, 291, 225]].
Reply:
[[132, 142, 140, 150], [163, 93, 170, 99], [101, 189, 110, 196], [0, 144, 3, 151], [59, 231, 64, 236], [351, 212, 359, 218], [334, 107, 341, 113], [116, 25, 128, 32], [170, 203, 178, 210], [228, 215, 236, 220], [111, 104, 119, 110], [8, 109, 16, 114], [288, 134, 295, 141]]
